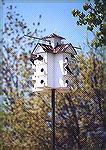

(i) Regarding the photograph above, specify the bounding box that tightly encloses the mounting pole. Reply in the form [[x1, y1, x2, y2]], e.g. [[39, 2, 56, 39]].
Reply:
[[51, 89, 56, 150]]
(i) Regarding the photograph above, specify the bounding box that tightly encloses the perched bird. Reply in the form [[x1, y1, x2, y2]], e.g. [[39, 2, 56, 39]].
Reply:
[[65, 65, 73, 74]]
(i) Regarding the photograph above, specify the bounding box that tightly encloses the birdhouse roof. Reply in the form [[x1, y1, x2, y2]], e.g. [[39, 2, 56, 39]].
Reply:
[[54, 43, 77, 54], [39, 43, 53, 52], [42, 33, 65, 40], [32, 43, 77, 55]]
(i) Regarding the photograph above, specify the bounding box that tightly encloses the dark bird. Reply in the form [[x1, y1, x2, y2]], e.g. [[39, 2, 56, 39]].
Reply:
[[37, 55, 43, 61], [65, 65, 73, 74]]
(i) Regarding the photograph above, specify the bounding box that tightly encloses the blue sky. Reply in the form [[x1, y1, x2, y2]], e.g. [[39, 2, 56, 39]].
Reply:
[[3, 1, 93, 51]]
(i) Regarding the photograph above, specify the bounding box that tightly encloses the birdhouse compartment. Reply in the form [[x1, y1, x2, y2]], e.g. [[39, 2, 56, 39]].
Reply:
[[30, 33, 77, 91]]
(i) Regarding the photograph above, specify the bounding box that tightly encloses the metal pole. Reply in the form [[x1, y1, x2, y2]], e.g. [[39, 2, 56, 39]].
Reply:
[[51, 89, 55, 150]]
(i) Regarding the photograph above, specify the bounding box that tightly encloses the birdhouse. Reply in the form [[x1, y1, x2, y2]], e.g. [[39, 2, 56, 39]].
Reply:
[[30, 33, 77, 92]]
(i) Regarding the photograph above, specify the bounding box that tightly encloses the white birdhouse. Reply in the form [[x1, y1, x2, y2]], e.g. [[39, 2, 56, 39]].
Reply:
[[30, 33, 77, 92]]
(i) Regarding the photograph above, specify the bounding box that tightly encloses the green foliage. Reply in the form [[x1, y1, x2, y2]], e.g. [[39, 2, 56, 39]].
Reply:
[[71, 1, 106, 148], [71, 0, 106, 48]]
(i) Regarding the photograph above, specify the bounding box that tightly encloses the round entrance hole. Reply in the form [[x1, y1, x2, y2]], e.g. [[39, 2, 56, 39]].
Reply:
[[66, 80, 68, 84], [41, 68, 44, 72], [40, 80, 44, 84]]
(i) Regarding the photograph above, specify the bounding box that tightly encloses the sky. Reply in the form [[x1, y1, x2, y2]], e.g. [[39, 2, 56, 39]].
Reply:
[[3, 1, 93, 52]]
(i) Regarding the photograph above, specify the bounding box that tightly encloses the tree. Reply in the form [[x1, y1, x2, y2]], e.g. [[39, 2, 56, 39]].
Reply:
[[1, 2, 105, 150], [1, 4, 52, 150], [71, 1, 105, 149], [54, 52, 104, 150], [2, 92, 52, 149], [71, 0, 106, 48]]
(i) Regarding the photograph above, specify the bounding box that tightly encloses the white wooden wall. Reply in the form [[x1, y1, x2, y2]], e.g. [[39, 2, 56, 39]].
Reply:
[[32, 42, 76, 91]]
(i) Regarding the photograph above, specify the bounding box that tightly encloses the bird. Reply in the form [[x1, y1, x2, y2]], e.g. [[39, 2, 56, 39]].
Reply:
[[65, 65, 73, 74]]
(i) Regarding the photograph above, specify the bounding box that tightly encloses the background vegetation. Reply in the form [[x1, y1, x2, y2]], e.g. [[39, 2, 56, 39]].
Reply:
[[1, 0, 106, 149]]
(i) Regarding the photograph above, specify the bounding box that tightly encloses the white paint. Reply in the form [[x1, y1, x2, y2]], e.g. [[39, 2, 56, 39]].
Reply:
[[47, 53, 64, 88], [31, 36, 76, 91], [47, 53, 54, 87], [32, 48, 48, 89], [46, 37, 61, 48], [54, 53, 64, 88], [33, 44, 44, 54]]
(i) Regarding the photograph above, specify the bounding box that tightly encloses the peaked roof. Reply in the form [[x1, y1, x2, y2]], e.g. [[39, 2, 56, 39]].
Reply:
[[42, 33, 65, 40], [32, 43, 77, 55], [39, 43, 53, 52]]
